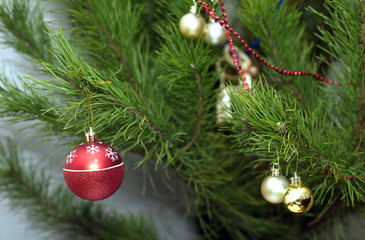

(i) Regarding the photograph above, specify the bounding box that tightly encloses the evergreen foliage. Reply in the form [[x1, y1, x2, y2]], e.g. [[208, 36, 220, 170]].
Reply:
[[0, 0, 51, 59], [0, 0, 364, 239]]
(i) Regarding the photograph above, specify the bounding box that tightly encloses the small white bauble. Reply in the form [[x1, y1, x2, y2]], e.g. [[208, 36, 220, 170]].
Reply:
[[260, 163, 290, 204], [203, 22, 227, 47], [179, 13, 206, 39]]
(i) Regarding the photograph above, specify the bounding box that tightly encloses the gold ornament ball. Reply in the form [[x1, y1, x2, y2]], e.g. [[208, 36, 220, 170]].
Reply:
[[204, 22, 227, 47], [179, 13, 206, 39], [283, 175, 314, 214], [261, 175, 290, 204]]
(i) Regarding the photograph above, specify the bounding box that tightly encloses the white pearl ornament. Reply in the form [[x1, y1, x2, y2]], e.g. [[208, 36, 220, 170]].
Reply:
[[204, 21, 227, 47], [179, 6, 206, 39], [261, 163, 290, 204]]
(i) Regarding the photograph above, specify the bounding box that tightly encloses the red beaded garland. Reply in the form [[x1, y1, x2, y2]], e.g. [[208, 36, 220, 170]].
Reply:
[[198, 0, 341, 86]]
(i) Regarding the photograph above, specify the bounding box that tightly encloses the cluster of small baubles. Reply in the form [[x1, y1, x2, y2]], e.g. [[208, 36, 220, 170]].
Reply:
[[179, 5, 226, 47], [261, 164, 314, 214]]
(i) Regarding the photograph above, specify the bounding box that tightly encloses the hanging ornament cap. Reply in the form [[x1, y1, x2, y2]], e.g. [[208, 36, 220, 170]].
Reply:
[[85, 127, 96, 142], [290, 172, 302, 186], [190, 4, 197, 14], [270, 162, 282, 177]]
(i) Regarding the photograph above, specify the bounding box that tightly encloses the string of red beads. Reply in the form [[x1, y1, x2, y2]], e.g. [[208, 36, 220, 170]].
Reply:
[[311, 162, 364, 181], [198, 0, 342, 86], [204, 0, 249, 91]]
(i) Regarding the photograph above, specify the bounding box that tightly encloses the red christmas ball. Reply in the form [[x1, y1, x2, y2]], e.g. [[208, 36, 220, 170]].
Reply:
[[63, 140, 124, 201]]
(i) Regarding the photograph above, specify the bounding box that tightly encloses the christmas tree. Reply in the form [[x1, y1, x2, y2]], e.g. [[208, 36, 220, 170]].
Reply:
[[0, 0, 364, 239]]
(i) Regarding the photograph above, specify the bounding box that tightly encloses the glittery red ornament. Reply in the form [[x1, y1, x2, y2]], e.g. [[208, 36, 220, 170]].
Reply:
[[63, 129, 124, 201]]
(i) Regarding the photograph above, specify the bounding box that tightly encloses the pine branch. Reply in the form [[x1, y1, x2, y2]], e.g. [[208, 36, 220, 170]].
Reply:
[[180, 64, 203, 152], [0, 0, 51, 60], [259, 18, 285, 68], [81, 0, 134, 82], [228, 79, 365, 205], [156, 20, 221, 139], [0, 139, 160, 240], [37, 13, 276, 240], [238, 0, 319, 108], [311, 0, 363, 149], [11, 167, 99, 239], [22, 29, 178, 170], [2, 0, 365, 239], [307, 197, 343, 227], [58, 0, 155, 92], [356, 87, 365, 152], [0, 73, 70, 135], [55, 0, 174, 145], [356, 0, 365, 151]]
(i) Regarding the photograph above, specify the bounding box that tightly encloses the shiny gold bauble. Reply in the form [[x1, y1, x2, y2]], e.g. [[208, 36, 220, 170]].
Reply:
[[179, 13, 206, 39], [283, 174, 314, 214], [261, 163, 290, 204], [203, 22, 227, 47]]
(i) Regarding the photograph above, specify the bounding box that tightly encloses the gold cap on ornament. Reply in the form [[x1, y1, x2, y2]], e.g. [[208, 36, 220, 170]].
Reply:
[[290, 172, 302, 185], [190, 4, 197, 14], [270, 162, 282, 177], [85, 127, 97, 142]]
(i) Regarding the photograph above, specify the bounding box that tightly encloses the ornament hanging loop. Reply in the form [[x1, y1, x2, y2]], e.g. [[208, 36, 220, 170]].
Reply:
[[276, 149, 280, 164], [85, 87, 94, 130], [85, 87, 96, 142]]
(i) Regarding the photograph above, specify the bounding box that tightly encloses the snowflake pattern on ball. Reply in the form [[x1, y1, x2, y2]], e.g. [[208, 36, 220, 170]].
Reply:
[[66, 150, 77, 163], [86, 144, 100, 155], [105, 147, 119, 162]]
